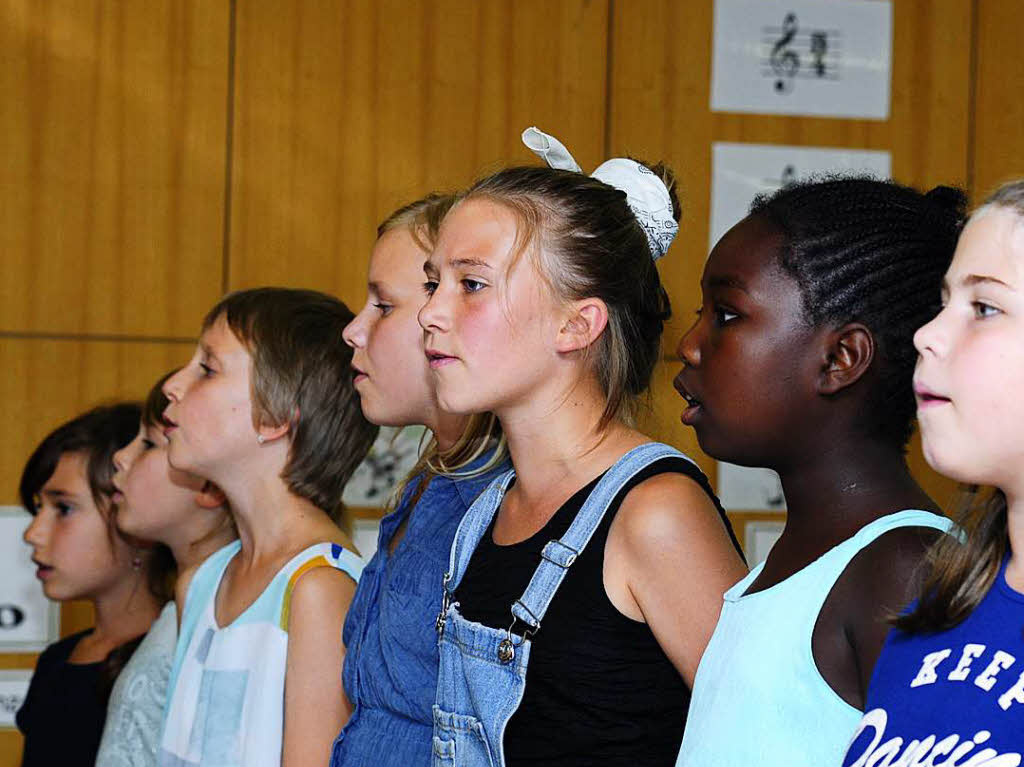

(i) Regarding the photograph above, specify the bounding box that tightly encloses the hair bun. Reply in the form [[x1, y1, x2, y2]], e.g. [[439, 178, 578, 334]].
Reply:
[[925, 185, 968, 218]]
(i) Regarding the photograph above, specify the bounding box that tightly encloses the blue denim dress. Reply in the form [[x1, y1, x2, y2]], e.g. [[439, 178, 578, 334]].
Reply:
[[432, 443, 689, 767], [331, 450, 509, 767]]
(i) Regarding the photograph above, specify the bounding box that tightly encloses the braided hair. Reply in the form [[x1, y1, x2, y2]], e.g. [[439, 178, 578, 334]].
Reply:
[[749, 176, 967, 448]]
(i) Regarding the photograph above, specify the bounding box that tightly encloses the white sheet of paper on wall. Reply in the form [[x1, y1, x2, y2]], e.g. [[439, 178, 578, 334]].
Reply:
[[710, 142, 891, 251], [711, 0, 892, 119], [0, 671, 31, 729], [718, 463, 787, 511], [0, 508, 60, 651]]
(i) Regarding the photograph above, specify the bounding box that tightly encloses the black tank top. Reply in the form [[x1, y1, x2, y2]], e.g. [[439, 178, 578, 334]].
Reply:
[[455, 456, 741, 766]]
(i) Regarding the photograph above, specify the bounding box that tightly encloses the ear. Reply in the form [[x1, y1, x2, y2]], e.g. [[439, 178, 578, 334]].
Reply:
[[194, 480, 227, 510], [817, 322, 874, 395], [555, 298, 609, 354], [256, 418, 291, 444]]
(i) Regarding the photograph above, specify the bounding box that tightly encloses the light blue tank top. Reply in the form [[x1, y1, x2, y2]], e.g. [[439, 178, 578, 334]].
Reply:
[[676, 509, 951, 767]]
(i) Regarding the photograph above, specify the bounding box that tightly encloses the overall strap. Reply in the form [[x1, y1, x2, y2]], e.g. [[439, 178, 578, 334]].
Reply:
[[510, 443, 690, 634], [444, 469, 518, 590]]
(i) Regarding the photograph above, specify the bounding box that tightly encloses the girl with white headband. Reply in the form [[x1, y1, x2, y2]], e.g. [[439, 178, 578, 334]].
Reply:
[[419, 128, 747, 766]]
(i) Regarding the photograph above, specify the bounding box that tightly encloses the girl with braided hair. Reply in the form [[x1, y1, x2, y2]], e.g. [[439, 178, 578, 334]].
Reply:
[[842, 180, 1024, 766], [673, 177, 966, 766], [420, 128, 745, 767]]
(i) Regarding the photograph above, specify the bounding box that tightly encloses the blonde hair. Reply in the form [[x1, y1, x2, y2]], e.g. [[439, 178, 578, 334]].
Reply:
[[896, 179, 1024, 635], [378, 193, 508, 510]]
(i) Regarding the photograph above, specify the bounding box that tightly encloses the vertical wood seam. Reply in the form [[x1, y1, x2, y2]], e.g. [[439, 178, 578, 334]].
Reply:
[[603, 0, 615, 157], [966, 0, 979, 199], [221, 0, 238, 294]]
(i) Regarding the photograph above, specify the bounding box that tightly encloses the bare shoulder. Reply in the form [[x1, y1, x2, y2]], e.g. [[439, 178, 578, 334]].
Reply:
[[615, 471, 727, 545], [840, 523, 948, 609], [288, 563, 357, 625]]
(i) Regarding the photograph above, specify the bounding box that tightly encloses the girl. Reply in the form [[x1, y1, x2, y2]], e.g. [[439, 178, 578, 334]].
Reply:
[[95, 372, 236, 767], [17, 403, 170, 767], [157, 288, 378, 767], [842, 180, 1024, 765], [331, 195, 509, 767], [419, 128, 746, 766], [672, 178, 966, 765]]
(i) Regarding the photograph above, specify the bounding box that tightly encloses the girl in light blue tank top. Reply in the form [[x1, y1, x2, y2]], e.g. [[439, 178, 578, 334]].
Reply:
[[673, 178, 967, 765], [157, 289, 379, 766]]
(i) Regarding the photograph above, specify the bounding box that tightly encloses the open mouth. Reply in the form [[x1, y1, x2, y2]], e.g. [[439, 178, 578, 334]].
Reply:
[[673, 373, 703, 424], [352, 365, 368, 384], [425, 349, 457, 369], [162, 411, 179, 438], [913, 382, 951, 409], [32, 559, 53, 580]]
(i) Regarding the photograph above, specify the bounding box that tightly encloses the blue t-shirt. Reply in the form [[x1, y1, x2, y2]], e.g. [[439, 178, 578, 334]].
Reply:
[[331, 449, 508, 767], [842, 554, 1024, 766]]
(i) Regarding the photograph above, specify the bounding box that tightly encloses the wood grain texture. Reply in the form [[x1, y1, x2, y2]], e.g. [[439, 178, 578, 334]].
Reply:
[[0, 338, 195, 503], [227, 0, 609, 310], [0, 0, 229, 337], [973, 1, 1024, 200]]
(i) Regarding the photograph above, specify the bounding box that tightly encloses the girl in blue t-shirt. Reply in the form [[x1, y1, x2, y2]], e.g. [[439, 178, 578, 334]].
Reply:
[[331, 194, 508, 767], [842, 180, 1024, 765]]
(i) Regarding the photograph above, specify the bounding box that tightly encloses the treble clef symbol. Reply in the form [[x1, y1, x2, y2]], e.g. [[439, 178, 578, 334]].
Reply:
[[770, 13, 799, 93]]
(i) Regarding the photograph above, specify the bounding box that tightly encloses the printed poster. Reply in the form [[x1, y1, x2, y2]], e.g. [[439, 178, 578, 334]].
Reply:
[[0, 508, 60, 651], [712, 0, 892, 119]]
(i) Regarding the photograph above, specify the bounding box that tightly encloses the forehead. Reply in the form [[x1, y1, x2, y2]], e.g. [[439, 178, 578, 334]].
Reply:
[[370, 228, 426, 283], [949, 208, 1024, 285], [432, 198, 521, 266], [704, 215, 793, 292], [44, 451, 91, 494], [200, 315, 250, 358]]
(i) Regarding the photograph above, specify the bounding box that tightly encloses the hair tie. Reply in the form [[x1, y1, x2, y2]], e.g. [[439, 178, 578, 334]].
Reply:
[[521, 126, 679, 261]]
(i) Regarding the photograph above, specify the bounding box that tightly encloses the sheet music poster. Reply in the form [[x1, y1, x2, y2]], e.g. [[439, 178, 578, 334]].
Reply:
[[712, 0, 892, 120]]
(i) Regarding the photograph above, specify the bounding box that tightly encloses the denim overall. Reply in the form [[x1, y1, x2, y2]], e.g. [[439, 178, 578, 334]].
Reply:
[[431, 442, 691, 767]]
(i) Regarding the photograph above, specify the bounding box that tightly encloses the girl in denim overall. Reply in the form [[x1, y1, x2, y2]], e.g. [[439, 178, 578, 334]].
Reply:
[[417, 128, 747, 767], [332, 195, 509, 767]]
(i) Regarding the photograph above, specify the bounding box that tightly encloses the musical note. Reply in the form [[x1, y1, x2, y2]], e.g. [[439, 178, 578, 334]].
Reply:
[[770, 13, 800, 93], [810, 31, 828, 77]]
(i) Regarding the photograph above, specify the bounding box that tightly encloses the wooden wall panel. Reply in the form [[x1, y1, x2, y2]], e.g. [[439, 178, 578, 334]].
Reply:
[[610, 0, 971, 504], [973, 1, 1024, 200], [0, 1, 229, 337], [0, 338, 196, 501], [227, 0, 610, 311]]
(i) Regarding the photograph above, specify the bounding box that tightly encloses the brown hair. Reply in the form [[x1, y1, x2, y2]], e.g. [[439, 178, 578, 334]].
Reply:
[[896, 179, 1024, 635], [18, 403, 176, 694], [202, 287, 380, 519], [375, 194, 508, 509], [459, 163, 678, 427]]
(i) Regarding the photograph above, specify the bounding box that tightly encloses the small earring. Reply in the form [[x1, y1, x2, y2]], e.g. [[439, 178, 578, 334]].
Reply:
[[257, 434, 266, 445], [131, 555, 142, 571]]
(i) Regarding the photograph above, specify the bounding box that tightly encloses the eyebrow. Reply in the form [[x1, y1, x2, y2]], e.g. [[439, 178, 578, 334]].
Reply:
[[199, 342, 222, 362], [41, 488, 79, 501], [944, 274, 1015, 291], [707, 275, 749, 292]]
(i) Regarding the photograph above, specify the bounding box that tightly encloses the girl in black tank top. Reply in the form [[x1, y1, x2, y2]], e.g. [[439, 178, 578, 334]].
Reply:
[[457, 457, 740, 766]]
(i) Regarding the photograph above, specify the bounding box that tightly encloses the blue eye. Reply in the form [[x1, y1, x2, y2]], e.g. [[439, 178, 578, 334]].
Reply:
[[461, 279, 485, 293], [199, 362, 214, 377], [972, 301, 1000, 319]]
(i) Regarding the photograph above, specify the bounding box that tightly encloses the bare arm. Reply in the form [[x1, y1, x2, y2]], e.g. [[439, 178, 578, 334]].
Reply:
[[604, 473, 748, 686], [282, 565, 357, 767]]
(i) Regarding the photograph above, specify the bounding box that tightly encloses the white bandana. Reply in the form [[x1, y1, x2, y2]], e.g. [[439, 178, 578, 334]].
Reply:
[[521, 126, 679, 260]]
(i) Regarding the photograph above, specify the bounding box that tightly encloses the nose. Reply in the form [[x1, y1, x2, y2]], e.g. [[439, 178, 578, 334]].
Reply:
[[112, 443, 130, 476], [418, 288, 449, 334], [163, 366, 186, 403], [913, 305, 947, 357], [342, 310, 368, 349], [677, 315, 703, 368], [23, 511, 47, 547]]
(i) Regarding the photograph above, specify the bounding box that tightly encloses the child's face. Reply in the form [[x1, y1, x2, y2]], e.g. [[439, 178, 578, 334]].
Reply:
[[418, 199, 563, 416], [112, 419, 206, 544], [342, 228, 439, 426], [22, 451, 134, 602], [162, 317, 261, 480], [674, 214, 822, 466], [914, 208, 1024, 489]]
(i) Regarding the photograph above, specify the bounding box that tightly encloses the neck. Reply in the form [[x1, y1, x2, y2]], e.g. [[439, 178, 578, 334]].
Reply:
[[497, 377, 642, 513], [426, 409, 471, 454], [91, 570, 162, 647], [167, 512, 236, 573], [1002, 486, 1024, 589], [774, 438, 934, 543]]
